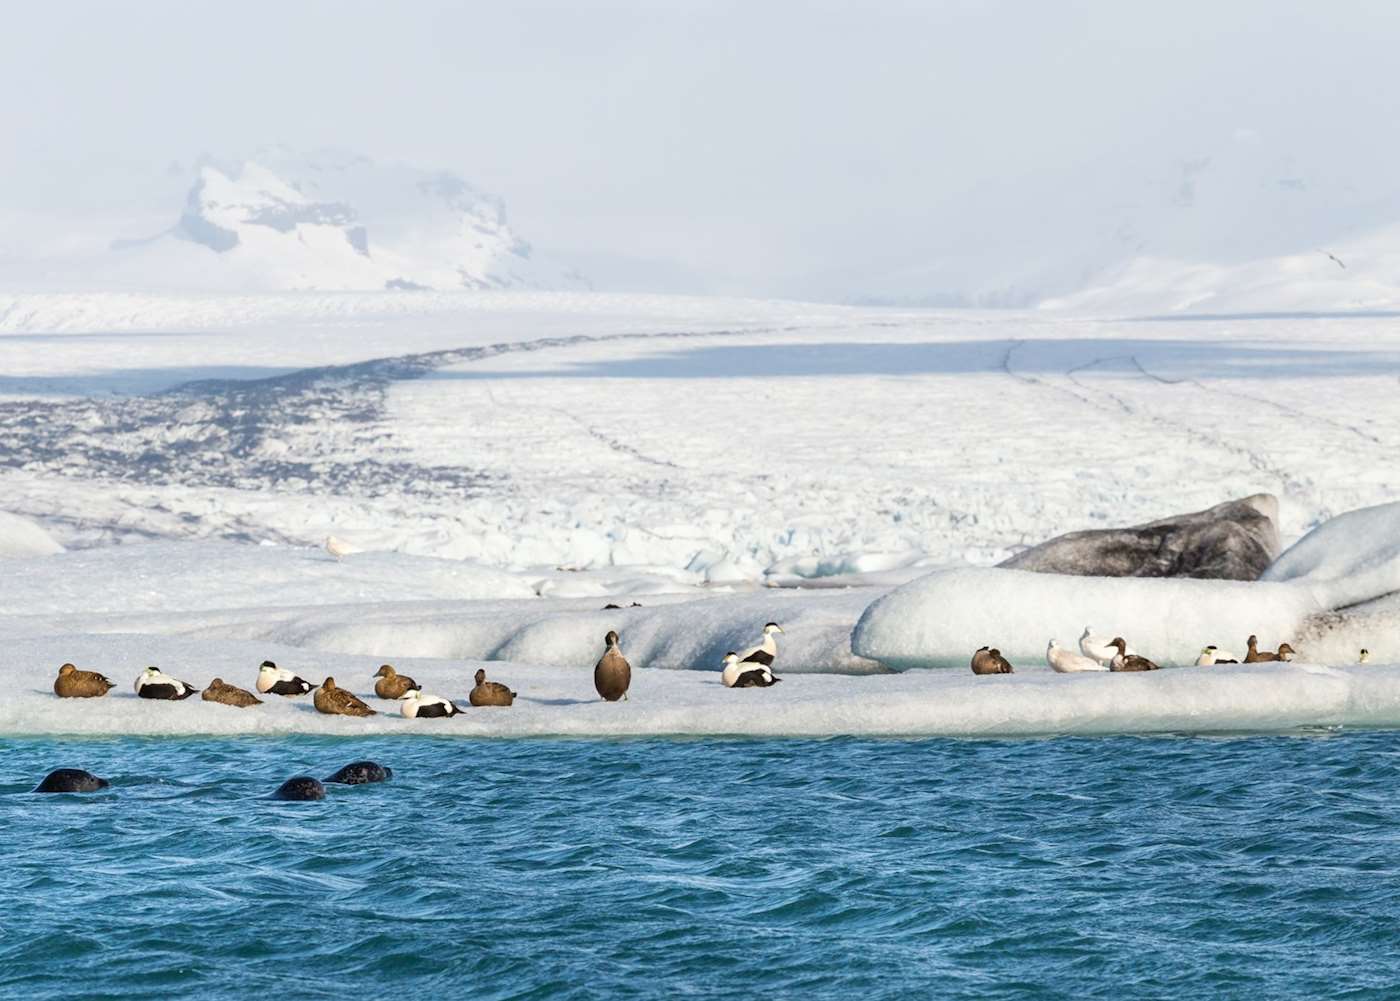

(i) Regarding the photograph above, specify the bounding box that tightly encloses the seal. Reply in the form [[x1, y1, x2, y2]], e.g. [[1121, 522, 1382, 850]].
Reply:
[[373, 664, 420, 700], [324, 761, 393, 785], [593, 630, 632, 702], [273, 777, 326, 801], [33, 768, 109, 793], [53, 663, 115, 698], [202, 677, 263, 708], [469, 668, 516, 707]]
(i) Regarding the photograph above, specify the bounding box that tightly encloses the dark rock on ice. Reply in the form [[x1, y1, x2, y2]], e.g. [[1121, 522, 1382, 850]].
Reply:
[[999, 494, 1280, 581]]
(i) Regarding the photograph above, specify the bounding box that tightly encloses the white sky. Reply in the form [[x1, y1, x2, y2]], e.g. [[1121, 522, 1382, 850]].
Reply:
[[3, 0, 1399, 298]]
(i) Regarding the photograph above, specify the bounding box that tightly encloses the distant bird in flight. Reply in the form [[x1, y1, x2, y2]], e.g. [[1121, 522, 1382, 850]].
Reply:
[[1320, 250, 1347, 270]]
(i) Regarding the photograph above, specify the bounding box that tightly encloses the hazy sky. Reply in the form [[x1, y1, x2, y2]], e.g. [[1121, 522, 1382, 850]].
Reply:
[[4, 1, 1399, 298]]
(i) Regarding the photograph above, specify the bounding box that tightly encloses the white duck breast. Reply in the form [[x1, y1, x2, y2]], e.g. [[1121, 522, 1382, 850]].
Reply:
[[1195, 646, 1241, 666], [721, 653, 781, 688], [134, 667, 198, 700], [1046, 640, 1109, 673], [736, 623, 783, 668], [400, 692, 462, 719], [256, 662, 314, 696], [1079, 627, 1135, 666]]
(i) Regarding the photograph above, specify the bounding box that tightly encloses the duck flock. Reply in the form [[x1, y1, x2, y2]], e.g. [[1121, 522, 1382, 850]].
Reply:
[[44, 622, 790, 717], [980, 627, 1343, 675]]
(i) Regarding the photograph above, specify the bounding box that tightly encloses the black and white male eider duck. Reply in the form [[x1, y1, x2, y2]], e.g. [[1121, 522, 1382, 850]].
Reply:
[[970, 646, 1014, 675], [134, 666, 199, 700], [256, 660, 315, 696], [1195, 645, 1240, 666], [594, 630, 632, 702], [373, 664, 420, 700], [54, 663, 116, 698], [399, 690, 463, 719], [1108, 638, 1159, 672], [735, 622, 784, 669], [1360, 648, 1372, 664], [721, 652, 781, 688], [469, 669, 516, 707]]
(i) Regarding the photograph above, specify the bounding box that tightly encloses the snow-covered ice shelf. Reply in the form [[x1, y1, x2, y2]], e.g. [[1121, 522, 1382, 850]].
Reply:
[[5, 633, 1399, 739]]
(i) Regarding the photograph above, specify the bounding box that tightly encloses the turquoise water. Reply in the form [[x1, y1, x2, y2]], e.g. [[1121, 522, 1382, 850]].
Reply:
[[3, 733, 1400, 999]]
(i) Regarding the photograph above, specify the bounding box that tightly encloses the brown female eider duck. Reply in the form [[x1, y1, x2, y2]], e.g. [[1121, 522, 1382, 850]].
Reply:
[[594, 630, 632, 702], [970, 646, 1014, 675], [373, 664, 420, 700], [314, 677, 376, 717], [53, 663, 115, 698], [1108, 638, 1159, 672], [202, 677, 263, 708], [469, 668, 516, 707]]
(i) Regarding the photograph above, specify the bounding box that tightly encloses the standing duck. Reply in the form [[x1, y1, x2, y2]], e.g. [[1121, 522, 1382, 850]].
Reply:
[[314, 677, 376, 717], [53, 663, 116, 698], [594, 630, 632, 702], [469, 669, 516, 707], [1108, 638, 1159, 672]]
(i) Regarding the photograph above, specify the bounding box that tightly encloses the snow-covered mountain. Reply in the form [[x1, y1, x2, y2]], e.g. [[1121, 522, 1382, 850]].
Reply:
[[849, 134, 1400, 314], [11, 149, 588, 293]]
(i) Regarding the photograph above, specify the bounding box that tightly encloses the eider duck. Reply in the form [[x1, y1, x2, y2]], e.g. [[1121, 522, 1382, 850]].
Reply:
[[721, 652, 781, 687], [400, 690, 463, 719], [1046, 639, 1107, 673], [736, 622, 784, 669], [314, 677, 376, 717], [134, 666, 198, 700], [53, 663, 115, 698], [1195, 645, 1240, 666], [373, 664, 420, 700], [1108, 638, 1158, 672], [202, 677, 263, 708], [325, 536, 353, 561], [1244, 636, 1296, 663], [971, 646, 1014, 675], [256, 660, 315, 696], [1080, 627, 1135, 667], [1360, 648, 1371, 664], [469, 668, 515, 707], [594, 630, 632, 702]]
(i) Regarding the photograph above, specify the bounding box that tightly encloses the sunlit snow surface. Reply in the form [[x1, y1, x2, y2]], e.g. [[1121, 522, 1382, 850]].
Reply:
[[1, 291, 1398, 737]]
